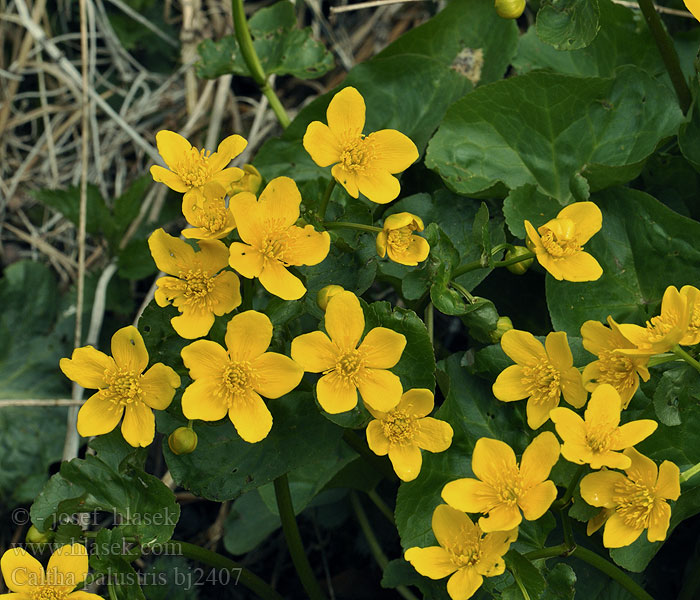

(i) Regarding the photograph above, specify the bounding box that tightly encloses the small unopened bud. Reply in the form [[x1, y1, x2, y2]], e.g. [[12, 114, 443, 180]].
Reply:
[[495, 0, 525, 19], [227, 164, 262, 196], [26, 525, 54, 546], [168, 427, 198, 455], [317, 285, 344, 311], [489, 316, 514, 343], [505, 246, 534, 275]]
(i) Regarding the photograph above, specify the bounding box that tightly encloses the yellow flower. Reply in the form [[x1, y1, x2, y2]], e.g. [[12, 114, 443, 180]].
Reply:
[[180, 311, 303, 443], [680, 285, 700, 345], [1, 543, 103, 599], [181, 193, 237, 241], [228, 177, 331, 300], [492, 329, 587, 429], [617, 286, 697, 356], [365, 389, 453, 481], [317, 284, 344, 311], [441, 433, 560, 532], [404, 505, 517, 600], [291, 290, 406, 414], [150, 130, 247, 202], [148, 228, 241, 339], [60, 326, 180, 447], [376, 212, 430, 266], [581, 316, 650, 409], [303, 87, 419, 204], [550, 384, 657, 470], [524, 201, 603, 282], [226, 163, 262, 196], [684, 0, 700, 22], [580, 448, 680, 548]]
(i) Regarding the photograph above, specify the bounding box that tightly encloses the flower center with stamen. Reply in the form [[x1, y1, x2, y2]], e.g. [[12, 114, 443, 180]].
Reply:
[[382, 410, 416, 445], [596, 351, 637, 393], [448, 531, 484, 568], [645, 313, 677, 343], [105, 368, 142, 405], [339, 137, 374, 173], [335, 349, 363, 384], [260, 233, 290, 264], [179, 269, 214, 301], [521, 360, 560, 405], [539, 223, 581, 258], [176, 148, 213, 188], [613, 479, 656, 529], [222, 362, 253, 399], [493, 468, 524, 506], [31, 587, 67, 600], [387, 227, 414, 254], [584, 422, 616, 453]]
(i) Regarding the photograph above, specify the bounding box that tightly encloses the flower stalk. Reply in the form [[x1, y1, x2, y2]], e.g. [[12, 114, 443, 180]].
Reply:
[[318, 178, 336, 221], [323, 221, 382, 233], [672, 345, 700, 374], [452, 249, 535, 278]]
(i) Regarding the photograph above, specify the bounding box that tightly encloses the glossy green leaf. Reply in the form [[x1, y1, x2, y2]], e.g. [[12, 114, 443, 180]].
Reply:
[[652, 365, 700, 426], [536, 0, 600, 51], [426, 67, 682, 203], [504, 549, 546, 600], [503, 184, 561, 239]]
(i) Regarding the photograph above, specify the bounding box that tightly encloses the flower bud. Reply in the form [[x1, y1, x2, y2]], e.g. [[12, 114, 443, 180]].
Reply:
[[495, 0, 525, 19], [26, 525, 54, 545], [168, 427, 198, 455], [226, 164, 262, 196], [489, 316, 514, 343], [317, 285, 345, 311], [505, 246, 534, 275]]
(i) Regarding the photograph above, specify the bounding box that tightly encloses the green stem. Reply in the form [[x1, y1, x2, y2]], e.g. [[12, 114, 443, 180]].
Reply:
[[451, 280, 475, 303], [681, 461, 700, 483], [452, 250, 535, 278], [672, 345, 700, 374], [231, 0, 290, 127], [647, 353, 679, 368], [108, 583, 118, 600], [511, 568, 532, 600], [425, 302, 434, 348], [176, 541, 283, 600], [323, 221, 382, 233], [350, 492, 419, 600], [342, 429, 396, 480], [637, 0, 691, 113], [554, 464, 588, 509], [367, 489, 395, 525], [524, 543, 570, 561], [318, 179, 336, 222], [273, 474, 327, 600], [560, 509, 575, 551]]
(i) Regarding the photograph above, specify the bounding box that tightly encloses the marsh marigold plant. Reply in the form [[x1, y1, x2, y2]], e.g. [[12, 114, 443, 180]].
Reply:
[[375, 212, 430, 266]]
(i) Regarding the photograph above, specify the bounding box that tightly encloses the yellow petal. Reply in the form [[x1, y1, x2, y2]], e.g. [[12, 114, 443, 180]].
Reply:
[[191, 239, 230, 273], [603, 512, 643, 548], [357, 368, 402, 412], [325, 291, 365, 350], [441, 478, 498, 514], [357, 327, 406, 369], [1, 547, 44, 592], [447, 567, 483, 600], [560, 367, 587, 408], [387, 235, 430, 266], [326, 86, 365, 138], [290, 331, 338, 372], [580, 471, 626, 508], [150, 165, 189, 193], [647, 502, 671, 542], [685, 0, 700, 22], [472, 438, 517, 484], [536, 253, 565, 280], [500, 329, 546, 366], [557, 201, 602, 244], [613, 420, 657, 450], [524, 220, 545, 255], [259, 260, 306, 300], [181, 340, 228, 379], [148, 228, 194, 275], [388, 443, 422, 481], [60, 347, 113, 389], [303, 121, 341, 167], [208, 271, 242, 316], [68, 591, 107, 599], [110, 326, 148, 374], [560, 441, 593, 466], [258, 176, 302, 228], [229, 243, 264, 278], [544, 331, 573, 371], [209, 134, 247, 171], [171, 310, 215, 339], [225, 310, 273, 361], [181, 378, 228, 422], [366, 419, 389, 455], [656, 461, 680, 501], [316, 371, 358, 413], [140, 364, 180, 410], [155, 130, 191, 170], [414, 417, 453, 453], [366, 129, 419, 173], [581, 320, 614, 356], [383, 212, 419, 230], [623, 448, 658, 488], [282, 226, 331, 267], [331, 164, 360, 198], [121, 402, 155, 447], [228, 389, 273, 443], [519, 431, 560, 486], [404, 546, 456, 580], [432, 504, 479, 551], [526, 394, 560, 429], [356, 169, 401, 205], [590, 450, 630, 471], [77, 390, 124, 437], [584, 384, 621, 428], [478, 503, 522, 533], [478, 530, 516, 576], [376, 231, 388, 258], [557, 251, 603, 282], [46, 543, 87, 591], [518, 481, 557, 521], [587, 508, 613, 536], [550, 407, 586, 446], [229, 192, 264, 247], [492, 365, 528, 402], [397, 388, 434, 418], [251, 352, 303, 399]]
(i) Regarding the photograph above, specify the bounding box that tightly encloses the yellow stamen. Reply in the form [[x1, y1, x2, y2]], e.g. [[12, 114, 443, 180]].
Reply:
[[521, 360, 560, 405], [177, 148, 214, 188], [447, 527, 483, 567], [539, 220, 582, 258], [594, 351, 637, 393], [613, 479, 656, 529], [584, 422, 616, 453], [31, 586, 68, 600], [221, 361, 255, 401], [339, 136, 375, 173], [105, 368, 142, 405], [333, 349, 364, 385], [381, 410, 416, 444], [387, 226, 414, 254], [178, 269, 215, 305]]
